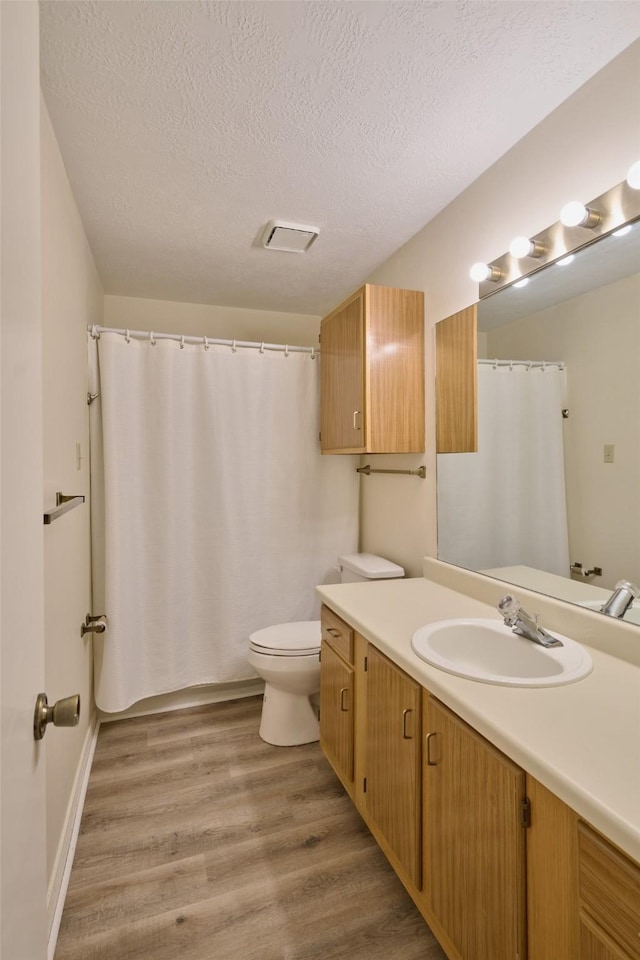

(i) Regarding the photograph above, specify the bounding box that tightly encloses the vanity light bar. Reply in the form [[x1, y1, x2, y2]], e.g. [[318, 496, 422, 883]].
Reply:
[[470, 166, 640, 298]]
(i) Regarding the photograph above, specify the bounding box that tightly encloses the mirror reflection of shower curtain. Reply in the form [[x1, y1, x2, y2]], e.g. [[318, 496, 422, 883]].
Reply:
[[88, 332, 358, 713], [437, 363, 570, 577]]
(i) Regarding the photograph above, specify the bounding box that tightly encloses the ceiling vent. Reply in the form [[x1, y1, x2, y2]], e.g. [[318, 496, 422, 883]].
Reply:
[[261, 220, 319, 253]]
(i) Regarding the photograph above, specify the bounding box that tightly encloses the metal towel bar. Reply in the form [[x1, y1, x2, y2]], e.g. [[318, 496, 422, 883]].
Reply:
[[43, 493, 85, 525], [357, 465, 426, 479]]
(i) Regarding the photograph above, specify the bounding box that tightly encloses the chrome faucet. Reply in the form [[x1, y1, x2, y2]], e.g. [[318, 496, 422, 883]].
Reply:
[[497, 595, 563, 648], [599, 580, 640, 619]]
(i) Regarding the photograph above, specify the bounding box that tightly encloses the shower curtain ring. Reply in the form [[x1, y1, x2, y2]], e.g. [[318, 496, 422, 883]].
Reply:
[[231, 340, 237, 353], [203, 337, 209, 351], [90, 325, 100, 340], [149, 331, 156, 346], [310, 347, 316, 360], [284, 344, 289, 358], [125, 329, 131, 343], [260, 342, 265, 354], [180, 335, 185, 350]]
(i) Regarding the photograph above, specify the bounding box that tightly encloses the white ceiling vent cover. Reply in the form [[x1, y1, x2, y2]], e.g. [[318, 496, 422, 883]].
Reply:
[[261, 220, 319, 253]]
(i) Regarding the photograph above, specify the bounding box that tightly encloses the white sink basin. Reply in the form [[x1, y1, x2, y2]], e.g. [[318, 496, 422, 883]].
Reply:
[[411, 618, 593, 687]]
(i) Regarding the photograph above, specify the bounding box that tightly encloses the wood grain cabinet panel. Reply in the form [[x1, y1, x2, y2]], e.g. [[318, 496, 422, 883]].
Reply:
[[364, 645, 422, 888], [319, 639, 354, 788], [579, 822, 640, 960], [320, 284, 424, 454], [580, 912, 636, 960], [424, 696, 526, 960], [435, 305, 477, 453]]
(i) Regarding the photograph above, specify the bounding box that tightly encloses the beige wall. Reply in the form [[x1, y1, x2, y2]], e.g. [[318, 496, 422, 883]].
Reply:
[[361, 39, 640, 577], [104, 294, 320, 345], [486, 272, 640, 592], [41, 101, 104, 898]]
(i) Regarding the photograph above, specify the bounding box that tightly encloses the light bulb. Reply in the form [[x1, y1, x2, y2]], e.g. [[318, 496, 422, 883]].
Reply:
[[560, 201, 600, 229], [556, 254, 575, 267], [613, 225, 633, 237], [626, 161, 640, 190], [469, 262, 502, 282], [509, 236, 534, 259], [470, 262, 490, 282], [509, 236, 545, 259], [513, 278, 529, 288]]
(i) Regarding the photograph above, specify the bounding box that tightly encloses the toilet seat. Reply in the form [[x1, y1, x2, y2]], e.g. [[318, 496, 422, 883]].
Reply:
[[249, 620, 321, 657]]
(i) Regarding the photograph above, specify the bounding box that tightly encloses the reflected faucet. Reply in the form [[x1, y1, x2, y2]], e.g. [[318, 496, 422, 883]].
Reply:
[[600, 580, 640, 619], [497, 595, 563, 648]]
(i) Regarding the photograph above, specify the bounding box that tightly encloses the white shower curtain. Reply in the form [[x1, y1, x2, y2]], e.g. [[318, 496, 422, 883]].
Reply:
[[437, 363, 570, 577], [89, 332, 358, 713]]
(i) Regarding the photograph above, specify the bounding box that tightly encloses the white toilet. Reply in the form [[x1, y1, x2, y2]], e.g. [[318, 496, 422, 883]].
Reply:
[[248, 553, 404, 746]]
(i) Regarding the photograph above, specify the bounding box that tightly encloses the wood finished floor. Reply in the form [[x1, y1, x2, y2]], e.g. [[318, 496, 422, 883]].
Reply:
[[55, 696, 446, 960]]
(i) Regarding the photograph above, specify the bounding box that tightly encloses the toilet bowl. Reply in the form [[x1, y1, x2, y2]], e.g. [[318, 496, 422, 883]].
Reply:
[[249, 554, 404, 746]]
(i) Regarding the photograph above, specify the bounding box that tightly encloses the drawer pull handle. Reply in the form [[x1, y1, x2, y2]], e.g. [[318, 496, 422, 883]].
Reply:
[[353, 410, 361, 430], [340, 687, 349, 712], [426, 732, 438, 766], [326, 627, 341, 638], [402, 708, 413, 739]]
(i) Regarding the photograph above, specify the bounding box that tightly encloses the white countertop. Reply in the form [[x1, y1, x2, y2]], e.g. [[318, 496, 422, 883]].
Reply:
[[316, 576, 640, 862]]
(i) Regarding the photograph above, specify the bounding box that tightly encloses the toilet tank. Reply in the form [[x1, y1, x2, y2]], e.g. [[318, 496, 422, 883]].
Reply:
[[337, 553, 405, 583]]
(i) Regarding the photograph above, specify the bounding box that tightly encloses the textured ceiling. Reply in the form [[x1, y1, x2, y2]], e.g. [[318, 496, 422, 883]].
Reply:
[[40, 1, 640, 316]]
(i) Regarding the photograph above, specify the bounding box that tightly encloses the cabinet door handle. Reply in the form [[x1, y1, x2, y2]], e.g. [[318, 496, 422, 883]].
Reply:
[[426, 731, 438, 766], [352, 410, 361, 430], [402, 708, 413, 739], [326, 627, 341, 638], [340, 687, 349, 712]]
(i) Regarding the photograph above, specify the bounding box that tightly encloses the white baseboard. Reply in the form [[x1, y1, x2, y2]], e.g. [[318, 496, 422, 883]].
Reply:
[[47, 711, 101, 960], [98, 678, 265, 723]]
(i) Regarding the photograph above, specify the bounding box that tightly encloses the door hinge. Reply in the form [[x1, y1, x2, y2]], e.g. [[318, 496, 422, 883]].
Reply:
[[520, 797, 531, 828], [364, 655, 368, 672], [363, 777, 367, 794]]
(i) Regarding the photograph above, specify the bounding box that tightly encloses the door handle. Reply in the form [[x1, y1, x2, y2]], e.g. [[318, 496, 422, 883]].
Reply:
[[402, 708, 414, 739], [34, 693, 80, 740], [426, 731, 438, 766], [339, 687, 349, 712], [352, 410, 361, 431]]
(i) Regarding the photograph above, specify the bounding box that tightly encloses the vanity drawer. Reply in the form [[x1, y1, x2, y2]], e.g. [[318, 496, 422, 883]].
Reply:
[[321, 605, 354, 664], [578, 822, 640, 960]]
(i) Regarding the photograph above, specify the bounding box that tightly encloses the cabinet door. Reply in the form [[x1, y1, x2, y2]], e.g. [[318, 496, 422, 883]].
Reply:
[[320, 293, 365, 452], [319, 639, 354, 785], [436, 305, 477, 453], [365, 645, 421, 888], [424, 697, 526, 960], [580, 913, 635, 960]]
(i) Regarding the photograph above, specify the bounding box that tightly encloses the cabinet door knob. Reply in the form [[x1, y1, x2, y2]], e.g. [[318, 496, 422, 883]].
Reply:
[[402, 708, 414, 739], [426, 731, 438, 766], [340, 687, 350, 712]]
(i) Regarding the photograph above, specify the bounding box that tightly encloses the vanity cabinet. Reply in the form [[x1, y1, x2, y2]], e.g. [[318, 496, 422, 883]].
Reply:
[[424, 696, 527, 960], [319, 283, 425, 454], [319, 607, 355, 789], [578, 822, 640, 960], [364, 645, 422, 888]]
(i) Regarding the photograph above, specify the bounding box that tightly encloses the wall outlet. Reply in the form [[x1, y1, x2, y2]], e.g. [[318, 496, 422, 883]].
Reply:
[[603, 444, 615, 464]]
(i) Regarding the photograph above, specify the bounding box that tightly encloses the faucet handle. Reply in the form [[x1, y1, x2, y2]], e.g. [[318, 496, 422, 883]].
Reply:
[[497, 595, 521, 621]]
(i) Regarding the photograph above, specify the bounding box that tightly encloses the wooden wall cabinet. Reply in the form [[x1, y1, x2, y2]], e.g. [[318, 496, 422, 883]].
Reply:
[[424, 696, 527, 960], [435, 305, 477, 453], [364, 645, 422, 888], [319, 284, 425, 454]]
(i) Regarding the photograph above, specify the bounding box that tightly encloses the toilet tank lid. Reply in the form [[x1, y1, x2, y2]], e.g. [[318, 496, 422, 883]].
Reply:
[[338, 553, 405, 579]]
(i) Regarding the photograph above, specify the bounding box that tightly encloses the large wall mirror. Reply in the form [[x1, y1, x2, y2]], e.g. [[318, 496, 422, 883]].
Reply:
[[437, 204, 640, 627]]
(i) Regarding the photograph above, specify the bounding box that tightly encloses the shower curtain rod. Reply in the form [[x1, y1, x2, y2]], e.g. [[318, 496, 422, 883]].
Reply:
[[479, 358, 565, 370], [88, 325, 318, 356]]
